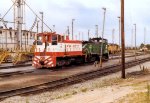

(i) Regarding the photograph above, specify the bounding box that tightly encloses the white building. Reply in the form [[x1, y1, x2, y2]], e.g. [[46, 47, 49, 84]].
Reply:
[[0, 26, 36, 52]]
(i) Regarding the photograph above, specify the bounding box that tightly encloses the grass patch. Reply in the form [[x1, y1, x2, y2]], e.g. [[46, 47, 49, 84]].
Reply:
[[131, 81, 145, 87], [53, 77, 134, 100], [117, 92, 150, 103], [72, 90, 78, 95], [55, 90, 78, 99], [117, 84, 150, 103], [93, 77, 131, 88]]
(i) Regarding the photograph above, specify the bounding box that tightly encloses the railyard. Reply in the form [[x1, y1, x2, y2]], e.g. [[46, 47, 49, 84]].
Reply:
[[0, 0, 150, 103], [0, 53, 149, 101]]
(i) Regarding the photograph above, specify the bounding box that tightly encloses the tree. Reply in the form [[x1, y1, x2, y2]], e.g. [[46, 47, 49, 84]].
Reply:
[[140, 43, 144, 48]]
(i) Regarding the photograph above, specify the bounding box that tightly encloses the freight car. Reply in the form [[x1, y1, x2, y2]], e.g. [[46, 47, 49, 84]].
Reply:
[[32, 32, 109, 69], [108, 43, 120, 54]]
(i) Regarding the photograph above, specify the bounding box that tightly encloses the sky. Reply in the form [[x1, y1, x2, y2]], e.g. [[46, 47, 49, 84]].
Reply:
[[0, 0, 150, 46]]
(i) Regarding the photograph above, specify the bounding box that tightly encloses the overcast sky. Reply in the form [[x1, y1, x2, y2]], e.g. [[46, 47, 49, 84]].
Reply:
[[0, 0, 150, 46]]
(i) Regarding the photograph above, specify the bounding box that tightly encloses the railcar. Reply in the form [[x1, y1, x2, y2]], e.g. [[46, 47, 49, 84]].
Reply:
[[108, 43, 121, 54], [32, 32, 109, 69]]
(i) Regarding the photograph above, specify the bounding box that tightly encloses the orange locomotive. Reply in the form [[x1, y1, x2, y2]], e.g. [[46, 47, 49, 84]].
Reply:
[[32, 32, 84, 68]]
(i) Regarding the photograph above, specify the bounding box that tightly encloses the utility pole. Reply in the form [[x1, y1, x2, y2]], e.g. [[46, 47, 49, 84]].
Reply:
[[134, 24, 136, 60], [100, 7, 106, 67], [25, 32, 27, 51], [131, 28, 133, 49], [13, 0, 16, 29], [67, 26, 70, 36], [118, 17, 121, 48], [118, 16, 121, 63], [121, 0, 125, 79], [72, 19, 75, 40], [144, 27, 146, 56], [95, 25, 98, 38], [144, 27, 146, 46], [0, 14, 1, 26], [37, 20, 39, 34], [88, 29, 90, 40], [40, 12, 43, 33], [53, 25, 55, 32], [5, 26, 8, 50], [112, 29, 115, 44], [79, 32, 80, 40], [23, 0, 26, 30], [36, 20, 39, 41]]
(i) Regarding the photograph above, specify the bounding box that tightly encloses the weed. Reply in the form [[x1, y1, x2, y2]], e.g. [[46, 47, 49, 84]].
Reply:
[[26, 99, 29, 103], [72, 90, 77, 95], [81, 88, 88, 92], [117, 83, 150, 103], [139, 65, 149, 74]]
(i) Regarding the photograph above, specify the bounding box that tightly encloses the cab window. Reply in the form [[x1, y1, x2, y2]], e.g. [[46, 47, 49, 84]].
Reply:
[[37, 36, 42, 41], [33, 40, 42, 45], [52, 35, 57, 45]]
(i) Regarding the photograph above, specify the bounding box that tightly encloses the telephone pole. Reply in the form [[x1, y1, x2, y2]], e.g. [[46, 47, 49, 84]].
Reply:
[[144, 27, 146, 56], [88, 29, 90, 40], [118, 16, 121, 63], [67, 26, 70, 36], [72, 19, 75, 40], [121, 0, 125, 79], [53, 25, 55, 32], [134, 24, 136, 60], [95, 25, 98, 38], [118, 17, 121, 47], [79, 32, 80, 40], [112, 29, 115, 44], [131, 28, 134, 49], [144, 27, 146, 46], [40, 12, 43, 33], [100, 7, 106, 67], [37, 20, 39, 34]]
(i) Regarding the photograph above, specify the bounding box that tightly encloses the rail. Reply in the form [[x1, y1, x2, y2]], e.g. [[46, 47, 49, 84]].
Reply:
[[0, 57, 150, 101]]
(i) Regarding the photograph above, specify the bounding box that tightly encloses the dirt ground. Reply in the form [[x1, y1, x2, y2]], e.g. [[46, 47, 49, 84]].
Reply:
[[49, 72, 150, 103], [1, 61, 150, 103]]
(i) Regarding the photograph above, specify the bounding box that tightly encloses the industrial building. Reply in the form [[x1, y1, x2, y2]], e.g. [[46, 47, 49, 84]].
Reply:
[[0, 26, 35, 52]]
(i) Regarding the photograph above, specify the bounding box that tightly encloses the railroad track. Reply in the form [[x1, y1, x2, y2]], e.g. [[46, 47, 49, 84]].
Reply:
[[109, 53, 147, 60], [0, 64, 31, 70], [0, 70, 34, 78], [0, 54, 147, 78], [0, 57, 150, 101], [0, 53, 148, 70]]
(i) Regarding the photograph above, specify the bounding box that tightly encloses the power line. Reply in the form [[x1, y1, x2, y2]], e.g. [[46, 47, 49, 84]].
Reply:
[[24, 1, 52, 32], [0, 0, 17, 29], [1, 0, 17, 20]]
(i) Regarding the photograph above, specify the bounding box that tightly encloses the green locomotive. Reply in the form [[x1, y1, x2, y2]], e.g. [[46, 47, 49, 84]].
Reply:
[[83, 37, 109, 62]]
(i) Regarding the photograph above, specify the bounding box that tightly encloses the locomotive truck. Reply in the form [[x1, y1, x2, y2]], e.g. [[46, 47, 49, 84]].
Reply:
[[32, 32, 109, 69]]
